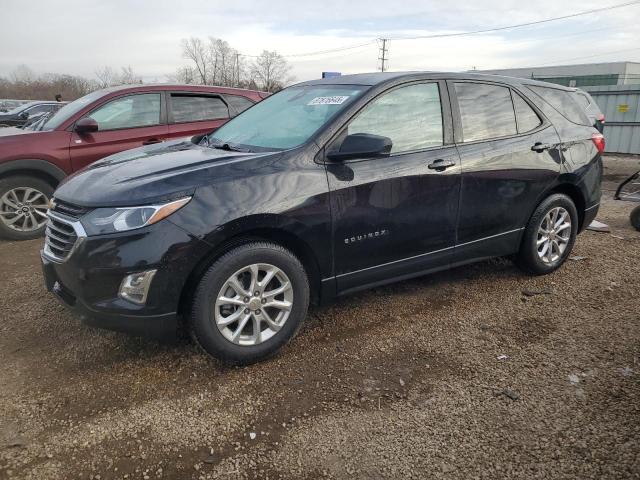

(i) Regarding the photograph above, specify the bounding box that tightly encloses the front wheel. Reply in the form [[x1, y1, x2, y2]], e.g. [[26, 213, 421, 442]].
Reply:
[[0, 175, 53, 241], [190, 242, 310, 365], [515, 193, 578, 275]]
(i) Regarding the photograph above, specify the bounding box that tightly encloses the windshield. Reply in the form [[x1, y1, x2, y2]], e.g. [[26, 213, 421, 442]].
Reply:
[[207, 84, 367, 151], [41, 90, 106, 131]]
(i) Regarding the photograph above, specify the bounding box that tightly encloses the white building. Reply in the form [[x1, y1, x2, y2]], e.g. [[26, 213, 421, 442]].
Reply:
[[477, 62, 640, 88]]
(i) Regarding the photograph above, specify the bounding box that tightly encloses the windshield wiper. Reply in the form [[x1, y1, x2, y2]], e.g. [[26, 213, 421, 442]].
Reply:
[[209, 141, 251, 153]]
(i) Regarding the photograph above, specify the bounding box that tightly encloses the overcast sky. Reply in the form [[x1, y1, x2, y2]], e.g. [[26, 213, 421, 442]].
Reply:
[[1, 0, 639, 83]]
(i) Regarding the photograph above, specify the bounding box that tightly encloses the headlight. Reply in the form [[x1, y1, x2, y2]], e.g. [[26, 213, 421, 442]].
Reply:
[[82, 197, 191, 235]]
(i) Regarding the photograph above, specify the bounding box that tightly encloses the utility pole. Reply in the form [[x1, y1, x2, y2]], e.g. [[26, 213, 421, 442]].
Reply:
[[378, 38, 388, 72], [234, 53, 240, 87]]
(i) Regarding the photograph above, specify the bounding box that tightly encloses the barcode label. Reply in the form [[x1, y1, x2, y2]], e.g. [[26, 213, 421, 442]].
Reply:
[[308, 96, 350, 105]]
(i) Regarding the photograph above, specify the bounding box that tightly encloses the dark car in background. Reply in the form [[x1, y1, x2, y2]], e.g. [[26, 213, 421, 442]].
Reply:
[[0, 84, 267, 240], [41, 72, 603, 364], [0, 101, 65, 128]]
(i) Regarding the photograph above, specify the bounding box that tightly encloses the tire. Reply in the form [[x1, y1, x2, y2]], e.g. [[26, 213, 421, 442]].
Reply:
[[190, 242, 310, 365], [0, 175, 54, 241], [631, 205, 640, 232], [515, 193, 578, 275]]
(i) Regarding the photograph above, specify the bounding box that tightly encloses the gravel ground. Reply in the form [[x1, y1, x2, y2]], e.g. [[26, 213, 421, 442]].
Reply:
[[1, 156, 639, 480]]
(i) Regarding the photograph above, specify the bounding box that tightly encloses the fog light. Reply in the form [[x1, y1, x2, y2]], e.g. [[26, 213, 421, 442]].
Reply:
[[119, 270, 157, 305]]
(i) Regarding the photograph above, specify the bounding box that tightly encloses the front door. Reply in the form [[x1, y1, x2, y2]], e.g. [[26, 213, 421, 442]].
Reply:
[[70, 92, 168, 171], [325, 81, 461, 293]]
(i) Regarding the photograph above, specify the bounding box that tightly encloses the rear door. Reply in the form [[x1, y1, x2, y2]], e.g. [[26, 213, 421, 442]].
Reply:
[[450, 81, 563, 262], [69, 92, 167, 171], [166, 92, 230, 140], [326, 81, 461, 292]]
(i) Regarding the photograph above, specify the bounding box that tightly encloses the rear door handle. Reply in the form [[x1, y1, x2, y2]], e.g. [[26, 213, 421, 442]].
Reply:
[[142, 138, 163, 145], [531, 142, 552, 153], [428, 159, 456, 171]]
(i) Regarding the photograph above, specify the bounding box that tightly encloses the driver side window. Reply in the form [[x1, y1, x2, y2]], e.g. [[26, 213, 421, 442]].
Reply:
[[88, 93, 161, 131], [347, 83, 443, 154]]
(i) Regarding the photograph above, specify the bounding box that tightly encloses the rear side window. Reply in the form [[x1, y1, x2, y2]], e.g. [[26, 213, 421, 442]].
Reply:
[[347, 82, 443, 154], [571, 92, 590, 109], [224, 95, 255, 114], [512, 93, 541, 133], [454, 83, 517, 142], [170, 94, 229, 123], [528, 86, 590, 125]]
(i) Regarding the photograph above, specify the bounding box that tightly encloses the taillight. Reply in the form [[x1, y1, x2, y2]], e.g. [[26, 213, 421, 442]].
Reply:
[[592, 132, 605, 153]]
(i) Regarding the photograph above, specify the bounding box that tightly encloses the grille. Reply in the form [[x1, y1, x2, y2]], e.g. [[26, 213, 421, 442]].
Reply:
[[44, 212, 83, 262], [52, 199, 89, 218]]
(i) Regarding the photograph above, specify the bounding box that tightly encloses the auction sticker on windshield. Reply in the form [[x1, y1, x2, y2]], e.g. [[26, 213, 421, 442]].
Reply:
[[308, 96, 350, 105]]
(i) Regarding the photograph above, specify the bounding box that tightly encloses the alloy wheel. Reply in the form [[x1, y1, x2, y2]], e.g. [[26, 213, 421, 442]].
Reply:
[[214, 263, 293, 346], [0, 187, 49, 232], [536, 206, 572, 264]]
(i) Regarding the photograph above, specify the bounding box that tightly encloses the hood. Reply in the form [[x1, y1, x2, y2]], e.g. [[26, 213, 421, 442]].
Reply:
[[54, 138, 277, 207]]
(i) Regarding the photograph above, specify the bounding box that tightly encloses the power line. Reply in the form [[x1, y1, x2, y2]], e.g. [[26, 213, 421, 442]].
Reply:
[[239, 40, 377, 59], [387, 0, 640, 40], [243, 0, 639, 60], [284, 41, 377, 58]]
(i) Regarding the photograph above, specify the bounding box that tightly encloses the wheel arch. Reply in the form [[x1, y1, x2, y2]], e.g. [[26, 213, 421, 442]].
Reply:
[[177, 226, 323, 321], [546, 183, 586, 231], [0, 159, 67, 189], [524, 182, 586, 233]]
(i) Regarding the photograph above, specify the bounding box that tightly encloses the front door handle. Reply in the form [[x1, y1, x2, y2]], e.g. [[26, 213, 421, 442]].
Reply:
[[142, 138, 163, 145], [531, 142, 552, 153], [428, 159, 456, 171]]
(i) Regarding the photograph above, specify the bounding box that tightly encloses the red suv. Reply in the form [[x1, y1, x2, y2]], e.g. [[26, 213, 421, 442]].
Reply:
[[0, 84, 267, 240]]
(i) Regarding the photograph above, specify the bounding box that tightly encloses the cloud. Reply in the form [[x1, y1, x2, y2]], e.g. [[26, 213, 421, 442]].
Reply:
[[0, 0, 638, 83]]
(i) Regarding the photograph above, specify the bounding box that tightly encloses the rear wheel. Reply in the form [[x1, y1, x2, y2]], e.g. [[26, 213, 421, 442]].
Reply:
[[0, 175, 53, 240], [515, 193, 578, 275], [630, 205, 640, 232], [190, 242, 310, 365]]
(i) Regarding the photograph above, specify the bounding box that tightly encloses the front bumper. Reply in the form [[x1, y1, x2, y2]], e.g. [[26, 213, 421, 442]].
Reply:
[[41, 219, 211, 339]]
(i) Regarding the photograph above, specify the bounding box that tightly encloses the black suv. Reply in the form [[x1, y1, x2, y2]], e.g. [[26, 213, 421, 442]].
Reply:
[[41, 72, 603, 364]]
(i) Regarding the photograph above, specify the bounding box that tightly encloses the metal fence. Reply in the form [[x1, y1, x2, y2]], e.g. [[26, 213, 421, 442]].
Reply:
[[585, 85, 640, 155]]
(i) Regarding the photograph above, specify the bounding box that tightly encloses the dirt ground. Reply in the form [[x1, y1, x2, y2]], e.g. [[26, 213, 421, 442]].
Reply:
[[1, 156, 639, 480]]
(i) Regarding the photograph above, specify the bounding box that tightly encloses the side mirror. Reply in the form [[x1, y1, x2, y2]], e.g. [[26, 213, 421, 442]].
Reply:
[[74, 117, 99, 134], [19, 111, 29, 119], [326, 133, 392, 161]]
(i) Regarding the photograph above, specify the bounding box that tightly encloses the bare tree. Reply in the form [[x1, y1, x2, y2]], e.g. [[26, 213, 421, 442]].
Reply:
[[180, 37, 248, 87], [94, 65, 141, 88], [250, 50, 292, 92], [208, 38, 240, 86], [168, 66, 196, 84], [119, 66, 141, 84], [181, 37, 209, 84], [94, 66, 116, 89], [0, 67, 93, 101], [9, 65, 36, 84]]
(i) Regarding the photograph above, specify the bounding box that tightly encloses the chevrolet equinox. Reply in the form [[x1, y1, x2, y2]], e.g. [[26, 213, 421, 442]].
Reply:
[[41, 72, 603, 364]]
